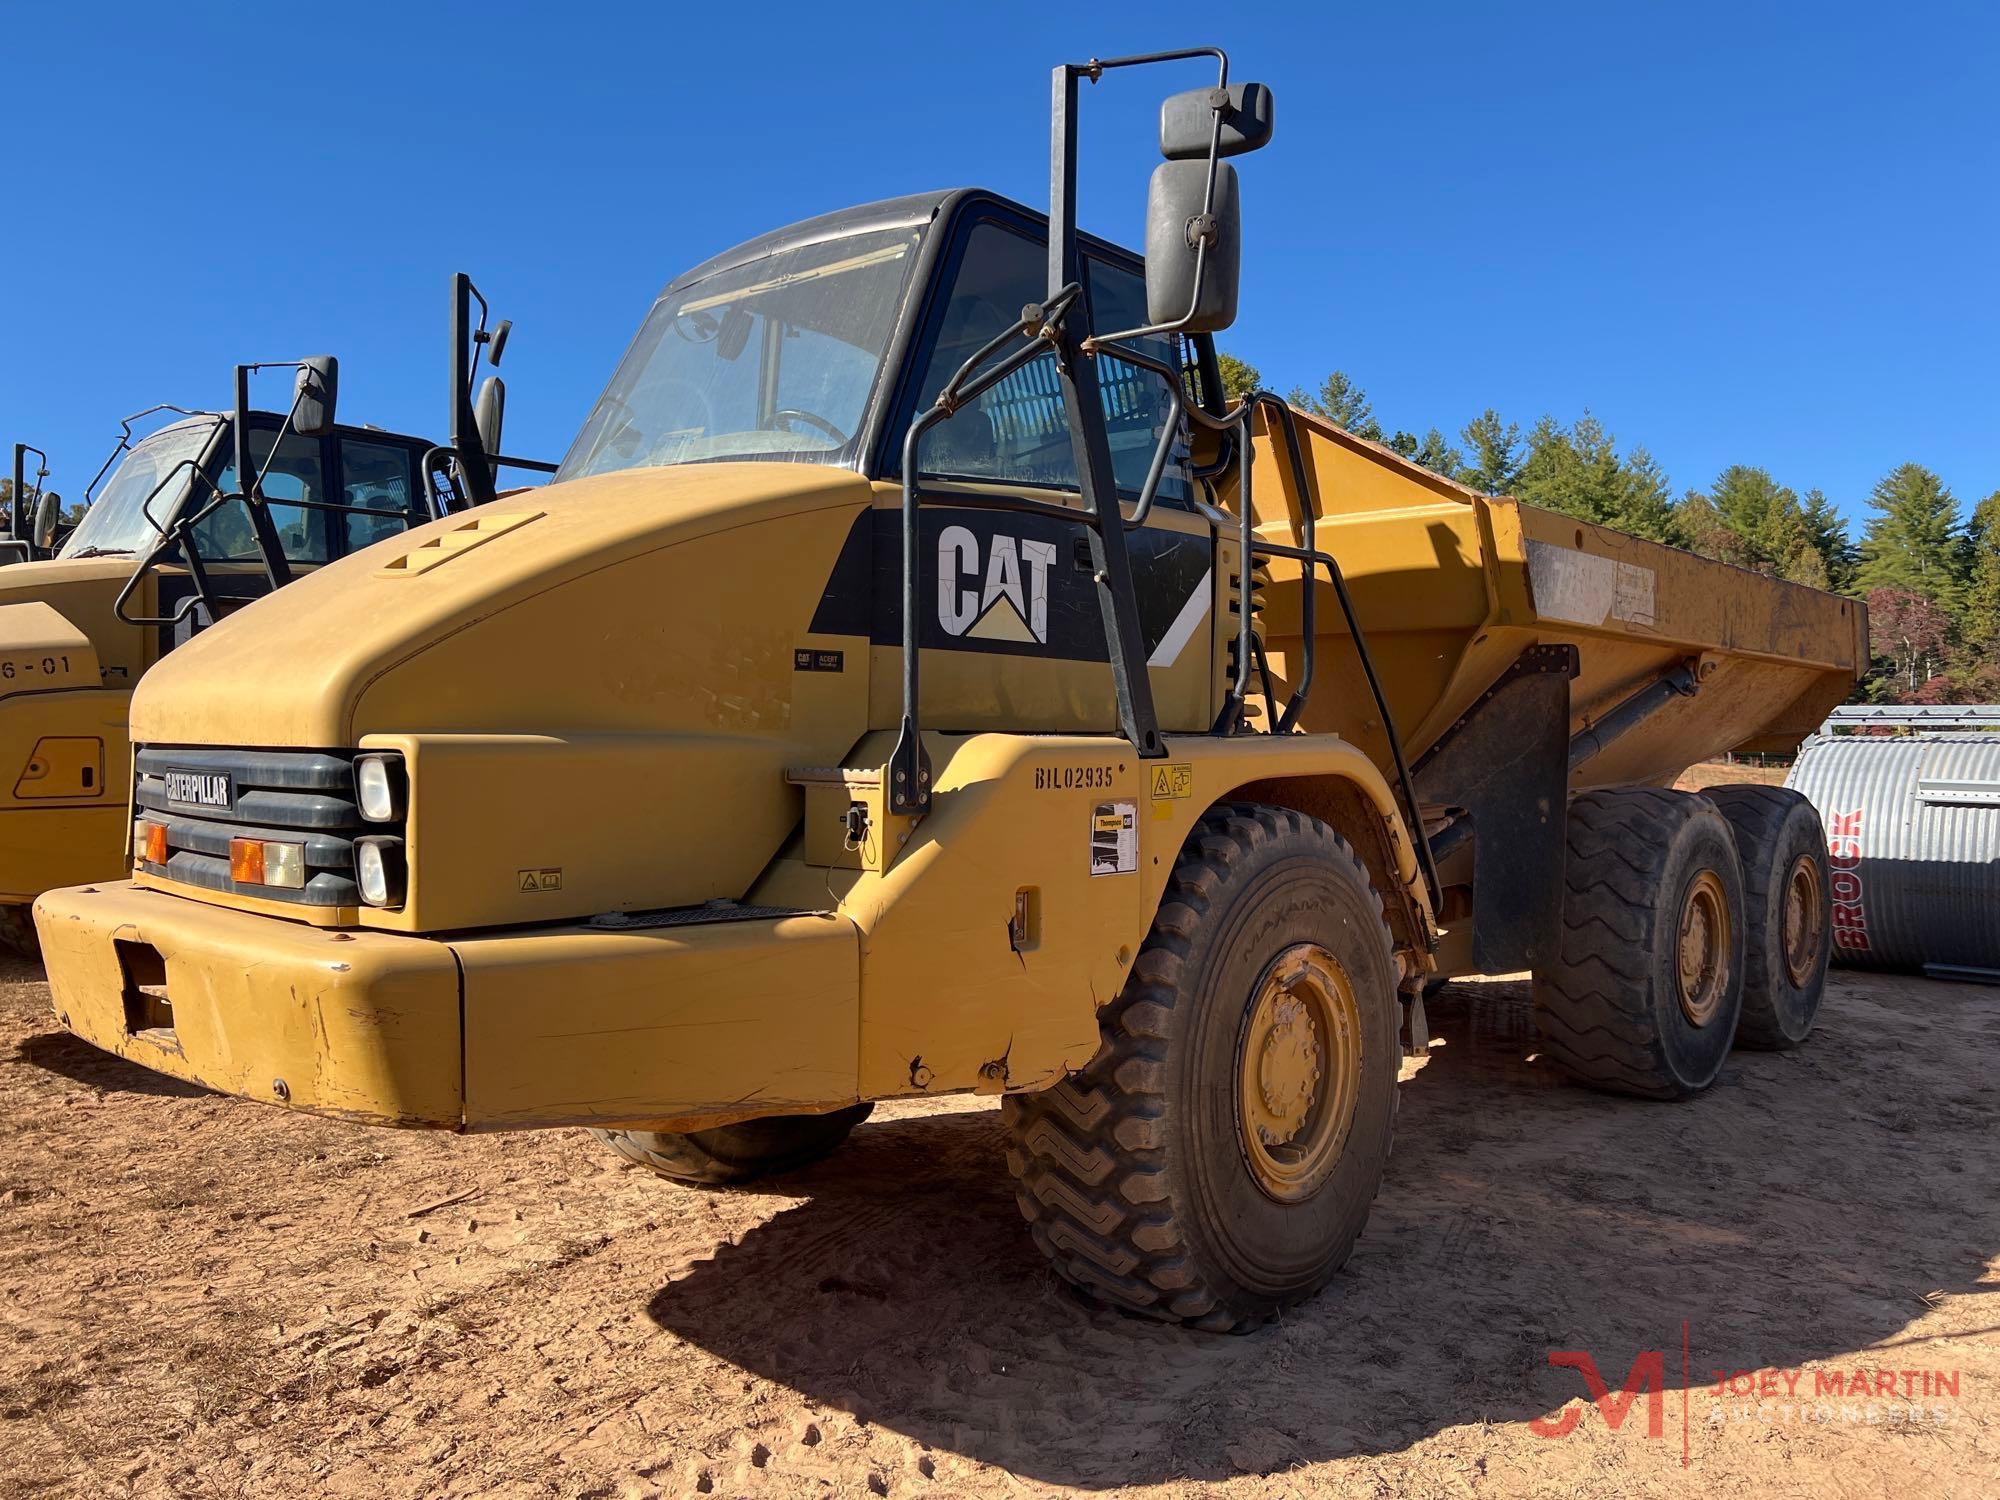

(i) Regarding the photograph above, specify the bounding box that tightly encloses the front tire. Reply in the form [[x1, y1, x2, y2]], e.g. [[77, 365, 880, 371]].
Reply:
[[1003, 803, 1401, 1332], [1701, 785, 1831, 1050], [594, 1103, 874, 1186], [1534, 788, 1746, 1099]]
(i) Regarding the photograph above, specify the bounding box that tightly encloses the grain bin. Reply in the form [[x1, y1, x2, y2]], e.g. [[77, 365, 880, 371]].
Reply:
[[1786, 706, 2000, 982]]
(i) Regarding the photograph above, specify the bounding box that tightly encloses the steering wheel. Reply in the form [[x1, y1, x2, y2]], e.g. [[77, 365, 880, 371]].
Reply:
[[772, 408, 849, 446]]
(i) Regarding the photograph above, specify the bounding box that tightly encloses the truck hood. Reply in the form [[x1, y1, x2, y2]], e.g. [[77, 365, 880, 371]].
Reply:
[[130, 463, 875, 748], [0, 556, 136, 597]]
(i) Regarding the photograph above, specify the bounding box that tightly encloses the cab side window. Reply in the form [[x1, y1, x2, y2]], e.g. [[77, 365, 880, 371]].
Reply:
[[908, 220, 1189, 504], [1085, 259, 1192, 502], [195, 429, 328, 564], [338, 440, 419, 554]]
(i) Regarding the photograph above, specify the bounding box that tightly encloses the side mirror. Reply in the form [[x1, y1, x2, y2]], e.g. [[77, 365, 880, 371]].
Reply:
[[1145, 159, 1240, 332], [293, 355, 339, 436], [1159, 82, 1274, 161], [717, 306, 753, 362], [33, 490, 61, 551], [474, 375, 506, 457], [487, 319, 511, 368]]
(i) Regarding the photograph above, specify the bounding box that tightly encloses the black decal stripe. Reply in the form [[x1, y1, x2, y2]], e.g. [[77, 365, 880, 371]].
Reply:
[[808, 505, 1211, 665]]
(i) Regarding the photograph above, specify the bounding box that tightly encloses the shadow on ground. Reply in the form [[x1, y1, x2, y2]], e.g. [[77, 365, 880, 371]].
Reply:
[[644, 976, 2000, 1488], [14, 1031, 215, 1100]]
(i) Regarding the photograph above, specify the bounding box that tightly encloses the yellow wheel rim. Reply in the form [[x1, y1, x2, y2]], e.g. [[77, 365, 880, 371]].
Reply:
[[1236, 943, 1363, 1203], [1780, 854, 1824, 988], [1676, 869, 1733, 1027]]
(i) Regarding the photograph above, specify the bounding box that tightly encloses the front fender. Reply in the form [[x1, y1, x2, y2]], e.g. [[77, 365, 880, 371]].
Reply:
[[750, 730, 1436, 1102]]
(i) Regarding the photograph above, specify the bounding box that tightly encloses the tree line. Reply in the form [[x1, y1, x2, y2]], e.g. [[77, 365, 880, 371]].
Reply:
[[1219, 355, 2000, 705]]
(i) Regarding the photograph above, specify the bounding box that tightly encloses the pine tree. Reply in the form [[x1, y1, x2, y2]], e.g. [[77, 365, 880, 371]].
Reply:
[[1963, 490, 2000, 659], [1215, 352, 1261, 401], [1766, 500, 1830, 588], [1708, 466, 1797, 567], [1614, 445, 1681, 545], [1288, 371, 1382, 440], [1678, 489, 1755, 567], [1414, 427, 1466, 485], [1798, 488, 1854, 591], [1682, 468, 1853, 587], [1855, 464, 1963, 606], [1515, 412, 1624, 529], [1459, 409, 1521, 496], [1514, 416, 1589, 520]]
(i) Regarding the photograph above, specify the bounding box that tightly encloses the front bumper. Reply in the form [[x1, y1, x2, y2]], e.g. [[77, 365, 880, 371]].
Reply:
[[36, 880, 462, 1125], [34, 882, 863, 1132]]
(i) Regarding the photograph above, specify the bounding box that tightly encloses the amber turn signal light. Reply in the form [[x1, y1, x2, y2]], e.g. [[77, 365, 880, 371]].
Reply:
[[228, 838, 305, 890]]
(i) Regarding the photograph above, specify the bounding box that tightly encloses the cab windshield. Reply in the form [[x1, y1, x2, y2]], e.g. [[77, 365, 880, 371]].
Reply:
[[556, 226, 919, 482], [59, 418, 222, 558]]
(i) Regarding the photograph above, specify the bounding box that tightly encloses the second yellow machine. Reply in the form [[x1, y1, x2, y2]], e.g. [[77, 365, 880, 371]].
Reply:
[[0, 276, 546, 952], [37, 51, 1862, 1330]]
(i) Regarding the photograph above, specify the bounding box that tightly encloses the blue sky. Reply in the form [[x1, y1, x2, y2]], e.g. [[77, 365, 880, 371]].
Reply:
[[5, 2, 1995, 529]]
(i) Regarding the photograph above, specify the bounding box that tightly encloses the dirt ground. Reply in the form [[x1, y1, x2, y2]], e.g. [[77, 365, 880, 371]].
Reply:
[[3, 953, 1996, 1499], [1672, 760, 1789, 793]]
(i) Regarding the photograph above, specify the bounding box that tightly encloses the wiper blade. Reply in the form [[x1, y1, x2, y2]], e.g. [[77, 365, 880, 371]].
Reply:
[[67, 546, 136, 559]]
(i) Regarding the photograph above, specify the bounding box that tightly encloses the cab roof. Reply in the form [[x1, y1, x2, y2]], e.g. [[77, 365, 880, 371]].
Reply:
[[665, 188, 1145, 296]]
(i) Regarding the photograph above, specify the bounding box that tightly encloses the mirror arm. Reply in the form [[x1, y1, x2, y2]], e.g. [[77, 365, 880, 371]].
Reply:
[[450, 273, 500, 508], [229, 361, 297, 590], [11, 444, 47, 547], [115, 466, 235, 629]]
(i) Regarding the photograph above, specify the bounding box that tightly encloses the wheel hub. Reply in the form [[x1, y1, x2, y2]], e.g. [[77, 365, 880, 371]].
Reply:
[[1237, 945, 1364, 1202], [1780, 854, 1824, 988], [1676, 869, 1732, 1027], [1255, 997, 1321, 1144]]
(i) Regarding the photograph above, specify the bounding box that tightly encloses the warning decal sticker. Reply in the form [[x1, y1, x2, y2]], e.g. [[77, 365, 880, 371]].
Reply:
[[1089, 801, 1138, 877]]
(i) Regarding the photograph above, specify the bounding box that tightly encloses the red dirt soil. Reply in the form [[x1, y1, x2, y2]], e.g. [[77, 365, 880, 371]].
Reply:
[[2, 955, 1995, 1498]]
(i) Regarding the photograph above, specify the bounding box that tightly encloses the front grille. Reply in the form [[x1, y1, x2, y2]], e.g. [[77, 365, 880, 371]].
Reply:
[[133, 747, 390, 906]]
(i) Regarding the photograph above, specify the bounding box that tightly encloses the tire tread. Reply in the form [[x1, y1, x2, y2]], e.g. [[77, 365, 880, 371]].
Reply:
[[1002, 802, 1397, 1332]]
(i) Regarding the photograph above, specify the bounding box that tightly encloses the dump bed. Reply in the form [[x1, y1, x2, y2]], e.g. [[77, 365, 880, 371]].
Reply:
[[1240, 409, 1867, 790]]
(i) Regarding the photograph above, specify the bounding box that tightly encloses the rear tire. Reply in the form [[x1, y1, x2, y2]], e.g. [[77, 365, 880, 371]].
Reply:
[[1003, 802, 1401, 1332], [1700, 785, 1831, 1050], [594, 1103, 874, 1186], [0, 905, 40, 962], [1534, 788, 1745, 1099]]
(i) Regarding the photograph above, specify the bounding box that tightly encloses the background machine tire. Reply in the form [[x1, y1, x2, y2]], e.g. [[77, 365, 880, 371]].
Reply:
[[0, 905, 40, 962], [1701, 784, 1832, 1050], [1003, 802, 1402, 1332], [594, 1103, 874, 1186], [1533, 788, 1747, 1099]]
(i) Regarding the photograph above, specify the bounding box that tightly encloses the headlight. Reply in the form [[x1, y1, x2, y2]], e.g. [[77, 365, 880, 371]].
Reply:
[[355, 754, 404, 822], [355, 836, 406, 908]]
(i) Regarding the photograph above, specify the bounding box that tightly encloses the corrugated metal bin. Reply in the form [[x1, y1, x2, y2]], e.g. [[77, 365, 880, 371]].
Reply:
[[1785, 706, 2000, 982]]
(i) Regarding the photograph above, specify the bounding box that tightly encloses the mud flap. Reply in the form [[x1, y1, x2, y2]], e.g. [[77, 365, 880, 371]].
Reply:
[[1413, 646, 1577, 973]]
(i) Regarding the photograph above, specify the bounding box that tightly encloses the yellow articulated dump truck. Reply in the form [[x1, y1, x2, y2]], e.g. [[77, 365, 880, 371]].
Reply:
[[36, 50, 1863, 1330], [0, 275, 546, 955]]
